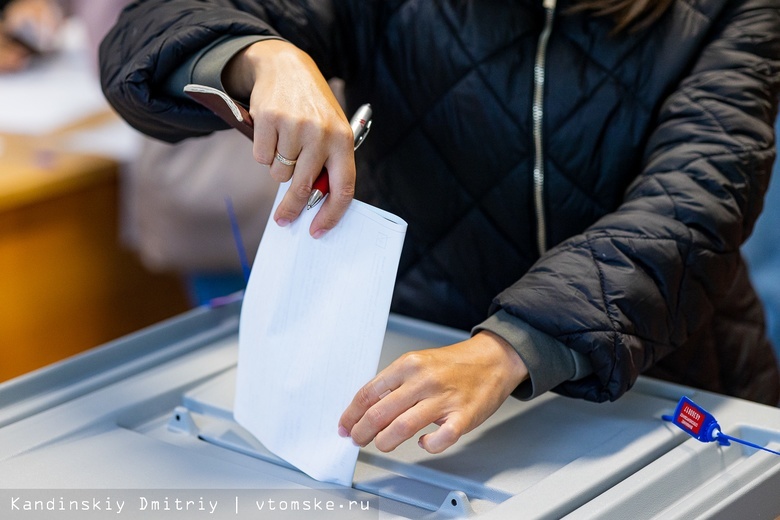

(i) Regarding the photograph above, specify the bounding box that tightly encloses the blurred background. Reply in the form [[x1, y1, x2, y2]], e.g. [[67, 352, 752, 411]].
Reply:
[[0, 0, 277, 382]]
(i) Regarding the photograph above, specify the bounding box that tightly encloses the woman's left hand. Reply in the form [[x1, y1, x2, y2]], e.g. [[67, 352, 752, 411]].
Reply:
[[338, 331, 529, 454]]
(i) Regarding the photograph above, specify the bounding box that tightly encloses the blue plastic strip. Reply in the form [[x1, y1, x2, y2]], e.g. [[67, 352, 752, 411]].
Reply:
[[225, 196, 251, 283], [716, 433, 780, 456], [662, 396, 780, 457]]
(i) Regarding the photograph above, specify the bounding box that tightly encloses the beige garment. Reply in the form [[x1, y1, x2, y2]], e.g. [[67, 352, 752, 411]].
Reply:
[[122, 130, 278, 273]]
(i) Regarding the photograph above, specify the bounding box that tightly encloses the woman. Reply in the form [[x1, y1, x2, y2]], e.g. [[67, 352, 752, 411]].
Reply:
[[100, 0, 780, 454]]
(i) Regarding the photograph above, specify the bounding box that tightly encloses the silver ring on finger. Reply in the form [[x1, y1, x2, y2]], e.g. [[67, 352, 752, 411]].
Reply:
[[274, 150, 298, 166]]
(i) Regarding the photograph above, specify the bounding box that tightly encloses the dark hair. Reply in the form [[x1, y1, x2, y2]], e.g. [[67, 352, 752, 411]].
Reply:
[[569, 0, 675, 34]]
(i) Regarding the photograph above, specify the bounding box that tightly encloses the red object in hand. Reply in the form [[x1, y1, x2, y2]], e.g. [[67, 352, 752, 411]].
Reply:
[[310, 169, 329, 199]]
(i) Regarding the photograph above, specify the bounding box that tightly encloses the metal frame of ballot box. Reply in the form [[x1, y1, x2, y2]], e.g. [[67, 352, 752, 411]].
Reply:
[[0, 302, 779, 519]]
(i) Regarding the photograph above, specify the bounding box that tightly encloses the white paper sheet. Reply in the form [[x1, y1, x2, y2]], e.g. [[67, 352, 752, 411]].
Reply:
[[235, 182, 407, 486]]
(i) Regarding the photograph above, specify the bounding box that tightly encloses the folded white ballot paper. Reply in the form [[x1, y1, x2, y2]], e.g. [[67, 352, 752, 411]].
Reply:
[[235, 181, 407, 486]]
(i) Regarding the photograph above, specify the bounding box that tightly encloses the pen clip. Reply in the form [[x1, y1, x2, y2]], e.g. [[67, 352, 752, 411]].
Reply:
[[354, 119, 372, 151]]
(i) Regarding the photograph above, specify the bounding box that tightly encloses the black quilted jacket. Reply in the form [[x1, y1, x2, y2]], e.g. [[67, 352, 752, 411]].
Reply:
[[100, 0, 780, 405]]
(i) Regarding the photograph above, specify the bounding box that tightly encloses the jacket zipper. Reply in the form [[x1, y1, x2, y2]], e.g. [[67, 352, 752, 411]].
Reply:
[[532, 0, 557, 256]]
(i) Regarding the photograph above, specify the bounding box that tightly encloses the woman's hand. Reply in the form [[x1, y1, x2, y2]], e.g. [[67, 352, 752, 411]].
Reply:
[[2, 0, 63, 52], [0, 33, 31, 72], [338, 331, 529, 454], [223, 39, 355, 239], [0, 0, 63, 72]]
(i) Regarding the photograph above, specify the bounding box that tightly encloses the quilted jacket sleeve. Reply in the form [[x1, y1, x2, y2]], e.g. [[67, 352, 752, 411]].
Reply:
[[493, 0, 780, 402], [99, 0, 359, 142]]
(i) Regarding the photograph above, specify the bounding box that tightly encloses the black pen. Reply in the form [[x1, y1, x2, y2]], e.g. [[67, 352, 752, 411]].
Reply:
[[306, 104, 373, 209]]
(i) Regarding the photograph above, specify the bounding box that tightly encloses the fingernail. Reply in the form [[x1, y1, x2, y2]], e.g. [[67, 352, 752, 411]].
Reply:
[[337, 425, 350, 438], [312, 228, 327, 239], [276, 218, 290, 227]]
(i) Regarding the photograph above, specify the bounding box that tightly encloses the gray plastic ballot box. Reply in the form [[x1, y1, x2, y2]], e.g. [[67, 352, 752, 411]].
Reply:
[[1, 302, 779, 519]]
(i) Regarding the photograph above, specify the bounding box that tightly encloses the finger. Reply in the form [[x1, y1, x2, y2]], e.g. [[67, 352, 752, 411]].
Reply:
[[250, 98, 305, 167], [341, 350, 432, 432], [267, 115, 303, 181], [339, 372, 400, 434], [268, 146, 300, 183], [273, 149, 325, 225], [251, 116, 277, 167], [349, 387, 422, 449], [373, 399, 445, 453], [417, 415, 469, 454], [309, 151, 355, 238]]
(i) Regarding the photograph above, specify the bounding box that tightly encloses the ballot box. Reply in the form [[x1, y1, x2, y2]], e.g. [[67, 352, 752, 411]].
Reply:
[[0, 302, 778, 519]]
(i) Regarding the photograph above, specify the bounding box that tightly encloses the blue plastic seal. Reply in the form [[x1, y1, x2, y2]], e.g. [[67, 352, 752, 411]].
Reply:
[[662, 396, 780, 456], [665, 396, 720, 442]]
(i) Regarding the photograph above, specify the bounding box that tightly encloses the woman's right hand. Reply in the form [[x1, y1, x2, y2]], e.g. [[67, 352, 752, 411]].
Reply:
[[223, 39, 355, 239]]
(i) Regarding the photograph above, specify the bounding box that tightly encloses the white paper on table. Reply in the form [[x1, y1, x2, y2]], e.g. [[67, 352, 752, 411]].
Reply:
[[234, 181, 407, 486]]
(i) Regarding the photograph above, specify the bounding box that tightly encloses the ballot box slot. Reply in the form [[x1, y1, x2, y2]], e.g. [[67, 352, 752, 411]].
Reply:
[[352, 467, 475, 513], [352, 455, 502, 514], [167, 399, 691, 518], [176, 369, 511, 511], [166, 406, 472, 513], [182, 408, 298, 472], [356, 450, 512, 505], [168, 369, 692, 517]]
